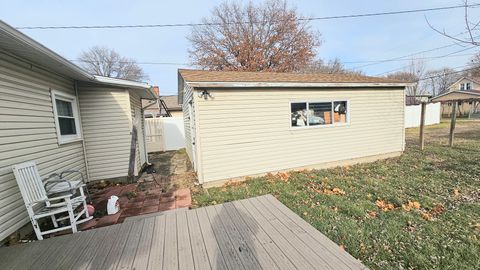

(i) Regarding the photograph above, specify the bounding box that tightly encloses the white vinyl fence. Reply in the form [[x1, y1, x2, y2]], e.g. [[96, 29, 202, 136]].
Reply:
[[405, 103, 441, 128], [145, 118, 185, 152]]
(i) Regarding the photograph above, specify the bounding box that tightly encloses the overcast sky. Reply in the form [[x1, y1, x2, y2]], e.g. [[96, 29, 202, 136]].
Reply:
[[1, 0, 479, 94]]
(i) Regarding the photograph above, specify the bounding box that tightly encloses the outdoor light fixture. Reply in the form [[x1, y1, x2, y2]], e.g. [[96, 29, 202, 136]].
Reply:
[[199, 89, 214, 100]]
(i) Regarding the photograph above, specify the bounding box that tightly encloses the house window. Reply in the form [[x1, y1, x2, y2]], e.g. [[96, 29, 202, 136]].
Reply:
[[291, 100, 348, 128], [51, 90, 81, 144], [460, 83, 471, 90]]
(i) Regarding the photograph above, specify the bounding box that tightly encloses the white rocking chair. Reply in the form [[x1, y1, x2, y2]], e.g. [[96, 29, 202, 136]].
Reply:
[[12, 161, 93, 240]]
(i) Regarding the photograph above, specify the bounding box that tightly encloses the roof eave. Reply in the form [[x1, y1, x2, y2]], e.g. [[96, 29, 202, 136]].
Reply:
[[0, 20, 94, 81], [186, 81, 410, 88], [92, 76, 157, 99]]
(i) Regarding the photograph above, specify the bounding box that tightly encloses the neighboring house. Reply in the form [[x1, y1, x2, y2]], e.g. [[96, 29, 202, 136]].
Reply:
[[142, 90, 183, 118], [405, 95, 431, 106], [178, 69, 408, 186], [160, 95, 183, 118], [439, 77, 480, 117], [0, 20, 156, 242]]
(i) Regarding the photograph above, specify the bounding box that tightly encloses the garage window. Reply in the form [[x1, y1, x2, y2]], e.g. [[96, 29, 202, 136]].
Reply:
[[291, 100, 348, 128], [51, 90, 82, 144]]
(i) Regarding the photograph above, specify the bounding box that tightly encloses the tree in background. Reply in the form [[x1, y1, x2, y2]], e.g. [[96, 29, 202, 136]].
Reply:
[[424, 67, 459, 96], [78, 46, 148, 81], [386, 59, 427, 97], [466, 52, 480, 77], [301, 58, 364, 75], [188, 0, 320, 72]]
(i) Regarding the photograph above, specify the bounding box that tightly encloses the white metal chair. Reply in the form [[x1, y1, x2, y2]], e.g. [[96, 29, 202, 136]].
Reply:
[[12, 161, 93, 240]]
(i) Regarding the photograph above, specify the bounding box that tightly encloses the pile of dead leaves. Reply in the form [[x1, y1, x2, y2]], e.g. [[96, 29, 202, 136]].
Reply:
[[375, 200, 395, 212], [421, 204, 445, 221], [402, 200, 421, 211], [323, 187, 346, 195], [265, 172, 291, 182]]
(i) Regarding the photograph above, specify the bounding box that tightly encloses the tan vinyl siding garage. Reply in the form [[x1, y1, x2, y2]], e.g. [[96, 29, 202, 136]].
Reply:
[[0, 51, 87, 241], [179, 69, 407, 185], [195, 88, 405, 183], [78, 87, 132, 181]]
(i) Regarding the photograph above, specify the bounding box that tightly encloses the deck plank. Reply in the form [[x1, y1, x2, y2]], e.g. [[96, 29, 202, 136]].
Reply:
[[133, 217, 155, 270], [147, 215, 166, 270], [186, 209, 212, 270], [195, 207, 229, 270], [162, 212, 178, 270], [99, 221, 135, 270], [224, 202, 291, 270], [117, 219, 145, 270], [257, 195, 353, 270], [177, 210, 195, 270], [86, 224, 122, 270], [55, 230, 98, 269], [249, 196, 334, 269], [237, 198, 315, 270], [214, 203, 264, 270], [204, 205, 245, 270], [0, 195, 368, 270], [263, 194, 367, 269], [71, 226, 111, 270]]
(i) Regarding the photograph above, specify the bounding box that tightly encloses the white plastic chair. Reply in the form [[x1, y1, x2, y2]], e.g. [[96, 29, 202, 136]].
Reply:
[[12, 161, 93, 240]]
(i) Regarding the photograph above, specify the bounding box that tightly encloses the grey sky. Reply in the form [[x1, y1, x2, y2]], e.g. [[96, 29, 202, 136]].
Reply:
[[1, 0, 478, 94]]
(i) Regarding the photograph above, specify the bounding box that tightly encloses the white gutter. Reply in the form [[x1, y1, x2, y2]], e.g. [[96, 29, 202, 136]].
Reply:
[[187, 81, 411, 88]]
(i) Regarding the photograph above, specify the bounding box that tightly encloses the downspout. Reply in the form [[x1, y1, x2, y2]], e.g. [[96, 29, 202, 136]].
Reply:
[[75, 81, 91, 181]]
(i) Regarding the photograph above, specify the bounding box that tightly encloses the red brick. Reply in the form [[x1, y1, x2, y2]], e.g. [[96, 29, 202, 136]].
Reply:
[[95, 212, 122, 227], [158, 201, 176, 211], [176, 199, 192, 208], [78, 218, 99, 231], [122, 207, 143, 217], [125, 201, 144, 208], [140, 205, 159, 215], [143, 199, 160, 207]]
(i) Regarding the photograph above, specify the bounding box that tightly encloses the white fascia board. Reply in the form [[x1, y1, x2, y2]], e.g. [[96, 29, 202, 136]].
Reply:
[[0, 20, 93, 81], [186, 81, 411, 88]]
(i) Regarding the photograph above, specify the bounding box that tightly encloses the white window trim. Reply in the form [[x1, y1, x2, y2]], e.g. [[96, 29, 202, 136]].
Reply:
[[51, 90, 82, 144], [289, 99, 350, 130]]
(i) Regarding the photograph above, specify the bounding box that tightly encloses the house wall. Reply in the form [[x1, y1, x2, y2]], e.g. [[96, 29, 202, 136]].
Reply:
[[0, 51, 87, 242], [182, 84, 196, 168], [193, 87, 405, 184], [77, 87, 132, 181], [129, 91, 147, 175], [441, 101, 480, 117], [449, 78, 480, 91], [170, 110, 183, 118]]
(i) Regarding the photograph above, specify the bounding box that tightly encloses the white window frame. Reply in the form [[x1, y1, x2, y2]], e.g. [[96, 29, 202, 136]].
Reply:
[[460, 83, 471, 90], [289, 99, 350, 129], [51, 90, 82, 144]]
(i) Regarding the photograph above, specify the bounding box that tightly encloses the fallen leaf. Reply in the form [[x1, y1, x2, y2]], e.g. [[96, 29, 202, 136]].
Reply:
[[421, 212, 433, 221], [453, 188, 461, 197], [323, 188, 346, 195], [402, 200, 421, 211], [376, 200, 395, 212], [368, 211, 377, 218]]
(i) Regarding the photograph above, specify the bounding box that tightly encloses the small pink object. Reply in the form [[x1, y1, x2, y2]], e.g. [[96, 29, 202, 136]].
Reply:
[[86, 204, 95, 216]]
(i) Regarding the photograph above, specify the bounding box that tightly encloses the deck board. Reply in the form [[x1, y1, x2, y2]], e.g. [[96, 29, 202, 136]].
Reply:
[[0, 195, 368, 270]]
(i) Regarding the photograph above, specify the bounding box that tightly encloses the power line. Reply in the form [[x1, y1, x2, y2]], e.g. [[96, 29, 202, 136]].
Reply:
[[343, 52, 477, 64], [16, 3, 480, 30], [375, 45, 479, 76], [69, 59, 190, 66], [417, 64, 477, 82]]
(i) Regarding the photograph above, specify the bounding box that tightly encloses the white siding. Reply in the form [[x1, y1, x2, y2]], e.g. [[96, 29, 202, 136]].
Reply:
[[0, 52, 87, 241], [194, 88, 405, 183], [78, 87, 132, 181], [182, 84, 196, 166], [129, 91, 147, 175]]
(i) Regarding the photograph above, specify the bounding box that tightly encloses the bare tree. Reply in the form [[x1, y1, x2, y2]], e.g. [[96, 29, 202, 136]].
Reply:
[[466, 51, 480, 77], [78, 46, 148, 81], [301, 58, 364, 75], [426, 0, 480, 46], [188, 0, 321, 72], [424, 67, 459, 96], [386, 59, 427, 97]]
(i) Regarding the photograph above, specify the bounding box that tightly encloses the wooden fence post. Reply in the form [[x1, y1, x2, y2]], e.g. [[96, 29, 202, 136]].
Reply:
[[419, 102, 426, 150], [449, 101, 457, 147]]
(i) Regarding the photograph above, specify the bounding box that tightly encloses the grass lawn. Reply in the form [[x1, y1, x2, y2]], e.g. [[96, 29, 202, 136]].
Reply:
[[192, 120, 480, 270]]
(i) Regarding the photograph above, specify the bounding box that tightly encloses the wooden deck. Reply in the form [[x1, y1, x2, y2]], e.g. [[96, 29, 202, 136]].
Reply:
[[0, 194, 367, 270]]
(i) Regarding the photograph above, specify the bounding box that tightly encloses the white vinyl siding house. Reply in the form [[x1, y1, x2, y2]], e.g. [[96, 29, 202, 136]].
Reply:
[[0, 51, 87, 242], [0, 20, 156, 243], [179, 70, 407, 186]]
